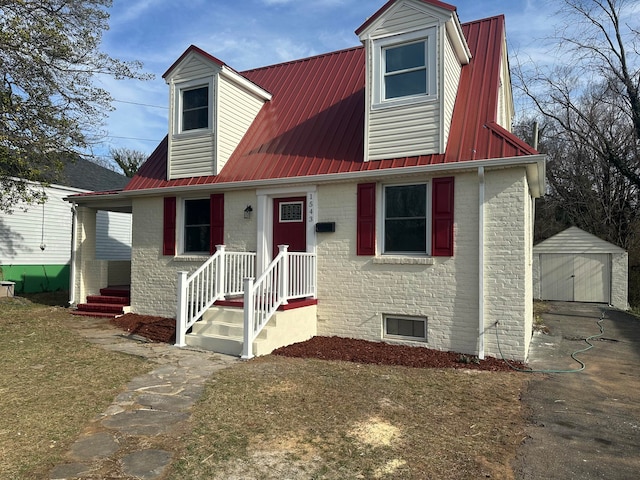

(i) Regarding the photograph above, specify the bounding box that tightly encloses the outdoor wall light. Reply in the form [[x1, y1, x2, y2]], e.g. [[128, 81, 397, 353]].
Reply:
[[244, 205, 253, 219]]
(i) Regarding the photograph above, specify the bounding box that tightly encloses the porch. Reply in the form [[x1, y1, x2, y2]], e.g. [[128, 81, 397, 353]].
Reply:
[[176, 245, 317, 358]]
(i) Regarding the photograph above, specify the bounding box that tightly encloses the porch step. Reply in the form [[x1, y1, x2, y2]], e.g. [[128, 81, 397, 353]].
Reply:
[[86, 295, 129, 305], [184, 302, 318, 357], [72, 285, 130, 319]]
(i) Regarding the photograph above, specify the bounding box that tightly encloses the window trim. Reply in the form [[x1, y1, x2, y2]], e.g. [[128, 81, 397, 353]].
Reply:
[[372, 28, 437, 108], [379, 181, 432, 256], [173, 77, 214, 135], [180, 197, 211, 254], [383, 314, 427, 342], [278, 201, 304, 223]]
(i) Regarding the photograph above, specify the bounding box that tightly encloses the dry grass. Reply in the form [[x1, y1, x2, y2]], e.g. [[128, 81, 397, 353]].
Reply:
[[170, 356, 529, 480], [0, 295, 153, 479]]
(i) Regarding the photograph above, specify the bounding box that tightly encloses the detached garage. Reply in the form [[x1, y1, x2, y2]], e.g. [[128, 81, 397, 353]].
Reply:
[[533, 227, 629, 310]]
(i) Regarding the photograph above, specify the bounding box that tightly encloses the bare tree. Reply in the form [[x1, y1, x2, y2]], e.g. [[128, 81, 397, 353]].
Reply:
[[0, 0, 151, 212], [516, 0, 640, 188], [109, 147, 147, 178]]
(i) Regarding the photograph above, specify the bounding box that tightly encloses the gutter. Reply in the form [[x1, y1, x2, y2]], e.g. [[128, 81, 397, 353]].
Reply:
[[106, 154, 546, 199], [478, 167, 485, 359]]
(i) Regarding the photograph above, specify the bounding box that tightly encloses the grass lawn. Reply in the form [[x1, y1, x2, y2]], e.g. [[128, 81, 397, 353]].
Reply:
[[170, 356, 529, 479], [1, 292, 531, 479], [0, 295, 153, 479]]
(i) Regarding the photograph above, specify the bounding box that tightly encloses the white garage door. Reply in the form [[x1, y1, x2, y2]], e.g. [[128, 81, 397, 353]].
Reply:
[[540, 254, 610, 303]]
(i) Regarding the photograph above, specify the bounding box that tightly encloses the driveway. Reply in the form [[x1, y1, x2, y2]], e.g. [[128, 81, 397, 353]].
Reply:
[[515, 301, 640, 479]]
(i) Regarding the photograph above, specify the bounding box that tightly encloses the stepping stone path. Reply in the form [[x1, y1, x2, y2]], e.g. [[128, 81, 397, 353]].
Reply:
[[49, 317, 238, 479]]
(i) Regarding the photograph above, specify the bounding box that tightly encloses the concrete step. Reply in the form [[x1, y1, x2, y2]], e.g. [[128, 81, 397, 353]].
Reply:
[[185, 334, 244, 357], [185, 303, 317, 357]]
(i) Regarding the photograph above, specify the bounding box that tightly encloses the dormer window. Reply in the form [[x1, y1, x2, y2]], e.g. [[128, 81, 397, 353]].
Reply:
[[384, 41, 427, 99], [174, 77, 214, 135], [372, 27, 437, 108], [182, 86, 208, 131]]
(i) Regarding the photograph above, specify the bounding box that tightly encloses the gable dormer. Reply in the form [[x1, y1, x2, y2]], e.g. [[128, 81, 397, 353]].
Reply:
[[163, 46, 271, 180], [356, 0, 470, 161]]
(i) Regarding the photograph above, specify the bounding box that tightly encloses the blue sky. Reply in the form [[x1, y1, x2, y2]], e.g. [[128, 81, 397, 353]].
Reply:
[[94, 0, 557, 166]]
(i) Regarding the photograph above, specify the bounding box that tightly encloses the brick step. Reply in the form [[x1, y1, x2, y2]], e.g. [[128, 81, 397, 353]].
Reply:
[[86, 295, 129, 305], [75, 303, 126, 314], [70, 310, 122, 319], [100, 286, 130, 297]]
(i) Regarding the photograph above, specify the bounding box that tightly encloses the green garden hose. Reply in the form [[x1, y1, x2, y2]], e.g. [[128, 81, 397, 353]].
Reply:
[[496, 311, 606, 374]]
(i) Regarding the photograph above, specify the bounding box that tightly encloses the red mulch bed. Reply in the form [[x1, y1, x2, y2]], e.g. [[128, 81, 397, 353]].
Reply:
[[109, 314, 526, 372], [110, 313, 176, 344]]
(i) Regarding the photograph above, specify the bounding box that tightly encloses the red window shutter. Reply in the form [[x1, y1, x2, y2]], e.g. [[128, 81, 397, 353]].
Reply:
[[163, 197, 177, 256], [357, 183, 376, 255], [432, 177, 454, 256], [210, 193, 224, 254]]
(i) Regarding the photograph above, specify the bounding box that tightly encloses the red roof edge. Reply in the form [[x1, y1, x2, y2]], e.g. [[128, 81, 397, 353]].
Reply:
[[355, 0, 456, 36], [485, 122, 539, 156], [162, 45, 225, 79]]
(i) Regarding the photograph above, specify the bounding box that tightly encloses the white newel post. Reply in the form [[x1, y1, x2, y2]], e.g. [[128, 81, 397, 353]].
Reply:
[[242, 277, 255, 359], [215, 244, 226, 297], [278, 244, 289, 305], [175, 270, 188, 347]]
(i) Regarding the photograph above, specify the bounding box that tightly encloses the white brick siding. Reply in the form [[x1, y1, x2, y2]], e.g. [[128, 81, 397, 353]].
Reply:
[[130, 191, 258, 317], [315, 168, 532, 361], [124, 167, 534, 360]]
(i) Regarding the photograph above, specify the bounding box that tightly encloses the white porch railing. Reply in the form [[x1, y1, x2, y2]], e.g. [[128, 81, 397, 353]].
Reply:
[[242, 245, 317, 359], [175, 245, 256, 346]]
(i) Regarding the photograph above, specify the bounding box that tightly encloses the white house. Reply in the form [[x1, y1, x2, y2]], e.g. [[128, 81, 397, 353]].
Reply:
[[1, 158, 131, 294], [67, 0, 545, 361]]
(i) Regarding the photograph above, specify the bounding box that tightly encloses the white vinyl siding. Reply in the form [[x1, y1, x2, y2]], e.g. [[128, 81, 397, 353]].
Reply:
[[169, 133, 216, 178], [368, 101, 440, 160], [442, 30, 462, 148], [217, 75, 266, 173], [373, 3, 438, 36], [0, 185, 132, 265], [362, 1, 453, 160], [0, 186, 73, 264], [96, 211, 132, 261], [495, 40, 514, 131], [168, 54, 219, 180], [170, 54, 216, 83]]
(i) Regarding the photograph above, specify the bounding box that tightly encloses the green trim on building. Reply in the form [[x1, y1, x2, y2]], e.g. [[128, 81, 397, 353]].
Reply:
[[0, 264, 70, 293]]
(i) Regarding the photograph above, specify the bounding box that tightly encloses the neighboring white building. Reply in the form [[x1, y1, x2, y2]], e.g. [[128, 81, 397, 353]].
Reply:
[[0, 159, 131, 293], [533, 227, 629, 310], [68, 0, 545, 361]]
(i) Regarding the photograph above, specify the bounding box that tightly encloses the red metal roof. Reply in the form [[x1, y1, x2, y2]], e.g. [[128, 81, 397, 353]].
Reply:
[[125, 15, 537, 193]]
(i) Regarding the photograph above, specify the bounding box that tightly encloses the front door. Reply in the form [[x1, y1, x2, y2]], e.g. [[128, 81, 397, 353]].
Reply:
[[273, 197, 306, 257]]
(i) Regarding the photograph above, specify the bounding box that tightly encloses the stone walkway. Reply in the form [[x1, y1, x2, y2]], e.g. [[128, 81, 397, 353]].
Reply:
[[49, 317, 238, 480]]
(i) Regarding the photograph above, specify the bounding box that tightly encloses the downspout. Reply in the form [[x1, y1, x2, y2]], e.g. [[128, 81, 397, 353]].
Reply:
[[68, 203, 77, 306], [478, 167, 485, 359]]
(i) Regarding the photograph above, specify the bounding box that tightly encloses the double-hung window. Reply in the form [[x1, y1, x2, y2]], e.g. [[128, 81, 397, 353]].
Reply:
[[384, 41, 427, 99], [384, 183, 428, 254], [373, 27, 436, 107], [182, 86, 209, 131], [184, 199, 210, 253]]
